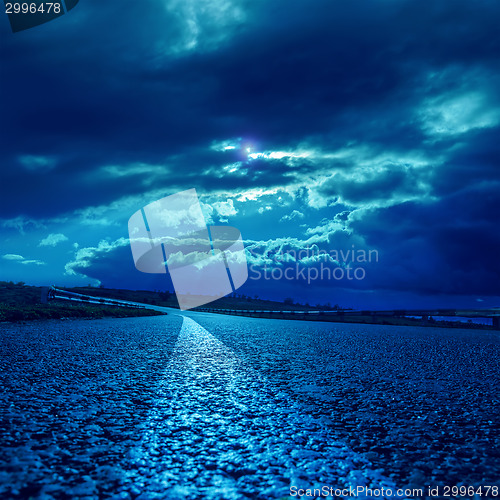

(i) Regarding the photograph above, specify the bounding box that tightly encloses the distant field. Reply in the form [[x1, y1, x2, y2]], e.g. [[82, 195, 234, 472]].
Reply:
[[0, 282, 166, 322], [0, 281, 321, 323], [1, 282, 491, 329], [65, 285, 333, 312]]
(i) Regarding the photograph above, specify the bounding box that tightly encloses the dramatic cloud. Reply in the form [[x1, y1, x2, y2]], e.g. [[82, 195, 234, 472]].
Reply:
[[18, 155, 57, 172], [2, 254, 25, 261], [280, 210, 304, 223], [39, 233, 69, 247], [2, 254, 45, 266], [1, 0, 499, 307]]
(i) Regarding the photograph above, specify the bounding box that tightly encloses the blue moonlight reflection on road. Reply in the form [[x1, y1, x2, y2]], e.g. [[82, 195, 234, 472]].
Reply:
[[1, 312, 498, 498]]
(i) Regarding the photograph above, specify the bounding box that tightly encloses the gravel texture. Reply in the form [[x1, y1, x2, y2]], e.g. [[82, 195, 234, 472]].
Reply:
[[130, 317, 398, 499], [192, 313, 500, 493], [1, 315, 181, 499], [1, 312, 499, 499]]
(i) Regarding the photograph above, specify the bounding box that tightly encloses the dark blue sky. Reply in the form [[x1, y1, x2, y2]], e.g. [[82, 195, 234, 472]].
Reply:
[[1, 0, 499, 309]]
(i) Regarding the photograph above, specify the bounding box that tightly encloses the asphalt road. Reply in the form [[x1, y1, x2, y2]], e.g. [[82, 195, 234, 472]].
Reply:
[[1, 312, 499, 499]]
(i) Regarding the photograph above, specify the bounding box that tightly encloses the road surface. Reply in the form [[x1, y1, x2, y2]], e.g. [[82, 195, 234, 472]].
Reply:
[[1, 311, 499, 499]]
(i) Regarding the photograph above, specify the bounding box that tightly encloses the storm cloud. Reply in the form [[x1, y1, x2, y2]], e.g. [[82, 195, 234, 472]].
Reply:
[[1, 0, 499, 307]]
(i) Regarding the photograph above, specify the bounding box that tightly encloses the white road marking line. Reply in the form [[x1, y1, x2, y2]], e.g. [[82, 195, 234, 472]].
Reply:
[[129, 316, 407, 499]]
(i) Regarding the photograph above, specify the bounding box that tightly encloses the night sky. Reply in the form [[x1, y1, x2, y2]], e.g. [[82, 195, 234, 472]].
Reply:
[[1, 0, 499, 309]]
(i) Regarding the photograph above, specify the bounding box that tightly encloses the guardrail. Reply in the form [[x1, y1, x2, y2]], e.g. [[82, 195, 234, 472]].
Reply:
[[195, 306, 500, 328], [41, 287, 146, 309], [196, 308, 336, 316], [40, 288, 500, 328]]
